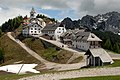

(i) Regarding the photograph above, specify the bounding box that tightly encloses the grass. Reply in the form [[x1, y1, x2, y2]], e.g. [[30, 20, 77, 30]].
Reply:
[[108, 59, 120, 67], [63, 76, 120, 80], [0, 73, 39, 80], [0, 35, 42, 66], [21, 37, 81, 64]]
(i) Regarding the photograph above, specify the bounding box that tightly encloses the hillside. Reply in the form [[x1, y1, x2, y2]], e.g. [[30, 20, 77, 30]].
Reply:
[[0, 33, 82, 66], [0, 34, 42, 66], [20, 37, 80, 64]]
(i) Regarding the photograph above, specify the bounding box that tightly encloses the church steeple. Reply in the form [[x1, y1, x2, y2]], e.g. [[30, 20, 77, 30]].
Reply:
[[30, 7, 36, 19]]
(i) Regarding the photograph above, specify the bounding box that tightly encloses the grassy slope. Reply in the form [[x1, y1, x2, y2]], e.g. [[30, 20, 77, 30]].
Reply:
[[21, 37, 76, 64], [108, 59, 120, 67], [0, 73, 38, 80], [0, 34, 41, 66], [63, 76, 120, 80]]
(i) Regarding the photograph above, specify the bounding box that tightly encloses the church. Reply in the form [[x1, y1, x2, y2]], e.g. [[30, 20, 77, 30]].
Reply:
[[22, 7, 46, 37]]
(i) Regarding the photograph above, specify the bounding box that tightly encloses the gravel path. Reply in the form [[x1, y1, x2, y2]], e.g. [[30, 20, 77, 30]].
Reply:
[[7, 32, 86, 71], [39, 37, 85, 55], [108, 51, 120, 59], [19, 67, 120, 80]]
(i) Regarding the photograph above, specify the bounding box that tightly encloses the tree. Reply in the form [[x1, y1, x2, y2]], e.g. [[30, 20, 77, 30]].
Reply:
[[113, 43, 120, 53], [1, 16, 23, 32], [103, 39, 112, 50], [0, 29, 2, 37]]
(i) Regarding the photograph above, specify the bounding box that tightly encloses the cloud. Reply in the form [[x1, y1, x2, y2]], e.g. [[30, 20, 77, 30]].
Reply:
[[78, 0, 120, 15], [0, 7, 30, 25], [1, 0, 120, 25]]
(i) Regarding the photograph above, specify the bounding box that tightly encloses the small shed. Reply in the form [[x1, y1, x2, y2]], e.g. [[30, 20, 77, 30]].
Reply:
[[85, 48, 114, 66]]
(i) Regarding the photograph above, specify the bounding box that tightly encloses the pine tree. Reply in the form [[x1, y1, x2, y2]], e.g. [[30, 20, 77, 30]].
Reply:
[[103, 39, 112, 50], [113, 43, 120, 53]]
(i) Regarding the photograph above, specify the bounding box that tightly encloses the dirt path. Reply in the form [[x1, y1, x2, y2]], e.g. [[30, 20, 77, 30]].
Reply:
[[39, 37, 85, 54], [19, 67, 120, 80], [108, 51, 120, 59], [7, 32, 86, 71]]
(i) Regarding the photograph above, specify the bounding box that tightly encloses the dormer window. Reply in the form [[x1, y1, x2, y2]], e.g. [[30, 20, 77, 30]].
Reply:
[[91, 35, 95, 38]]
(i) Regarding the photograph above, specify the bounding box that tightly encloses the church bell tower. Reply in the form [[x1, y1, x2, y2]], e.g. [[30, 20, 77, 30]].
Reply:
[[30, 7, 36, 19]]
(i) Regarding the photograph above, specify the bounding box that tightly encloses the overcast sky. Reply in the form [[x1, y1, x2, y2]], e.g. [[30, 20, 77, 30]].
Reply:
[[0, 0, 120, 25]]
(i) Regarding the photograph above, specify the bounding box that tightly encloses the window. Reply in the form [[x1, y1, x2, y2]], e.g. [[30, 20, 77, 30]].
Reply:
[[31, 14, 33, 16], [62, 28, 64, 30], [59, 28, 61, 30], [35, 31, 37, 33], [57, 31, 61, 33], [31, 28, 33, 30], [34, 25, 37, 27], [91, 35, 95, 38], [39, 31, 41, 33], [31, 31, 33, 33], [35, 28, 37, 30], [38, 28, 41, 30]]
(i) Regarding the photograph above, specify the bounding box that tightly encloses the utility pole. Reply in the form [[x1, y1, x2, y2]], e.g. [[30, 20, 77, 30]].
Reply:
[[17, 64, 24, 74]]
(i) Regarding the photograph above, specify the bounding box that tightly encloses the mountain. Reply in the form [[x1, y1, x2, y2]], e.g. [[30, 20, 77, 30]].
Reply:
[[61, 17, 74, 29], [81, 15, 96, 30], [95, 11, 120, 33], [61, 11, 120, 34], [61, 17, 84, 29]]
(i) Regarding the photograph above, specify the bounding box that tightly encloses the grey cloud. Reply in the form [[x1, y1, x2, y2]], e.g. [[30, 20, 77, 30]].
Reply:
[[78, 0, 120, 16], [0, 0, 69, 10], [80, 0, 95, 12], [1, 0, 120, 19]]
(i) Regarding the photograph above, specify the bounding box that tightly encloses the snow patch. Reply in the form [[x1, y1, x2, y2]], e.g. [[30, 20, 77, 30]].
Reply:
[[0, 64, 40, 74]]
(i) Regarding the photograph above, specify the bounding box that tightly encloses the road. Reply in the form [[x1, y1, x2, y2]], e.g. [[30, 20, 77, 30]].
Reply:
[[108, 51, 120, 59], [19, 67, 120, 80]]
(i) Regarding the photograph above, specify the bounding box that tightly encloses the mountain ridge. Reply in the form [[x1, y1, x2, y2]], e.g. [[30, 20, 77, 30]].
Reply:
[[61, 11, 120, 34]]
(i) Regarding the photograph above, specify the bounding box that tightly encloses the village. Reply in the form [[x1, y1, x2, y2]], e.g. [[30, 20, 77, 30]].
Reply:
[[0, 7, 120, 80], [22, 7, 114, 67]]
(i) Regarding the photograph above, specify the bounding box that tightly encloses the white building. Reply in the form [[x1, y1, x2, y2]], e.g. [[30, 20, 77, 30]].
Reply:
[[85, 48, 114, 66], [22, 7, 46, 37], [61, 30, 102, 51], [41, 23, 66, 41], [72, 32, 102, 51]]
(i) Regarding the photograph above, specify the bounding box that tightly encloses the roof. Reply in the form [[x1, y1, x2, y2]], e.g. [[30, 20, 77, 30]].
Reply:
[[85, 48, 114, 63], [42, 23, 63, 31], [75, 32, 91, 41], [23, 23, 43, 29], [87, 33, 102, 41], [61, 30, 102, 41]]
